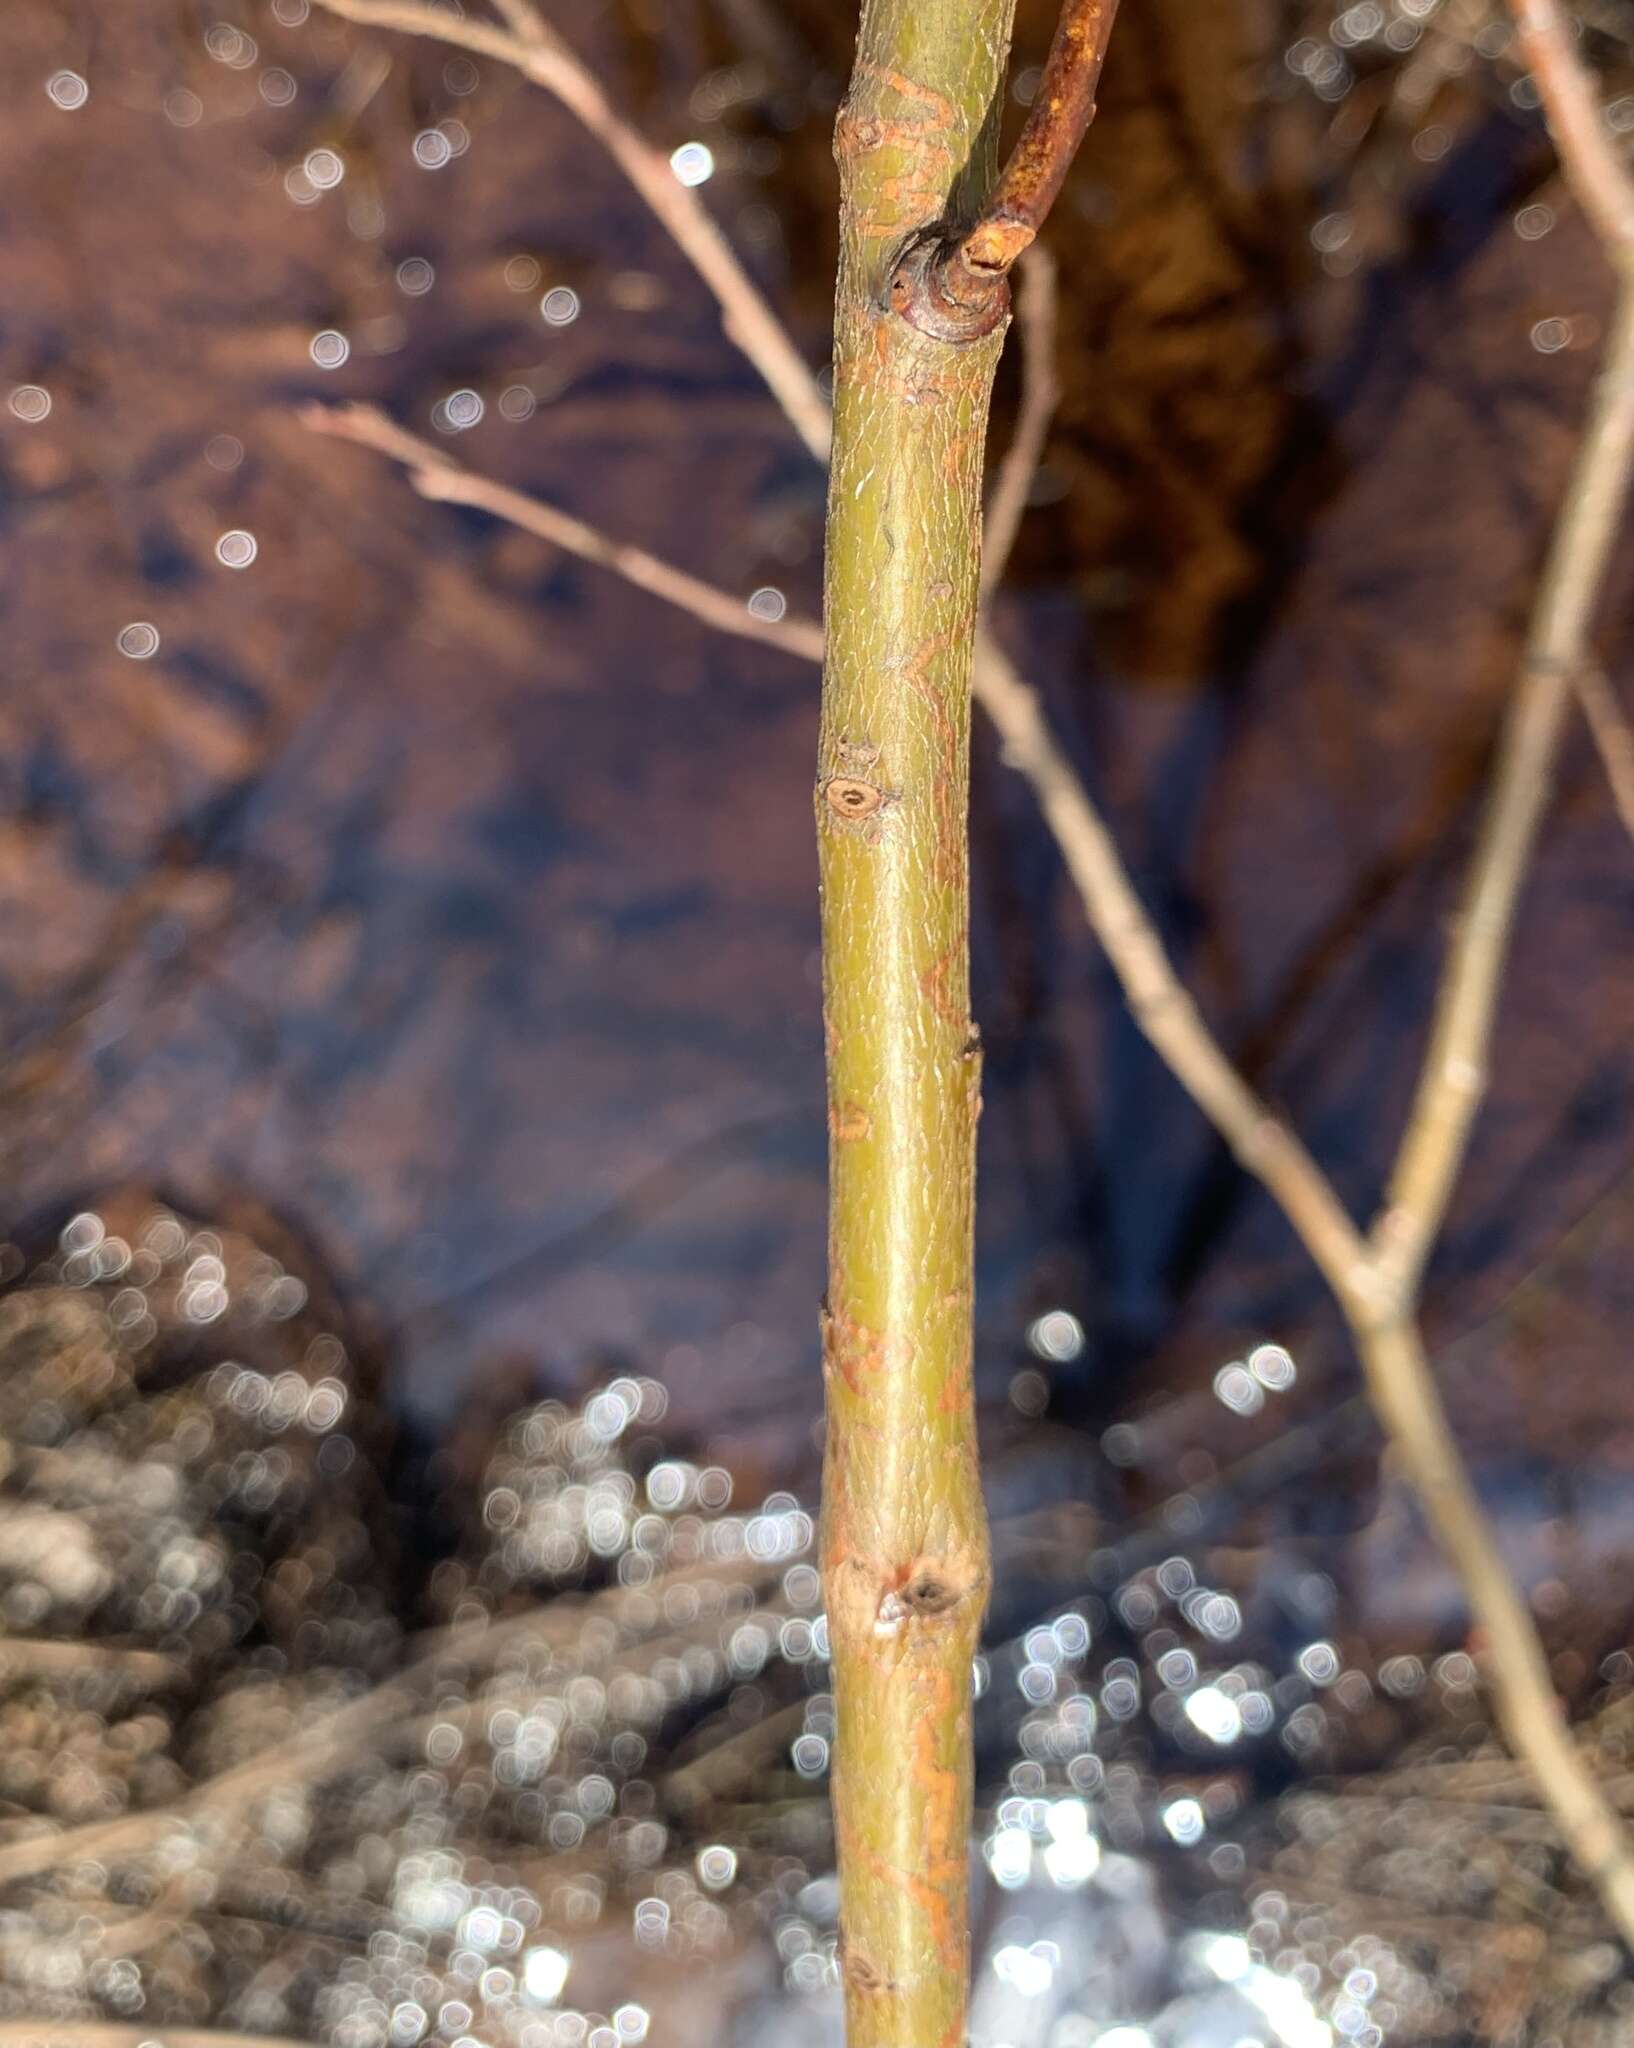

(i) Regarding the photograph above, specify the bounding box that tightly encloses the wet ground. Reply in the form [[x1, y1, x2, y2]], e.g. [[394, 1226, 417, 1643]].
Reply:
[[6, 1195, 1634, 2048]]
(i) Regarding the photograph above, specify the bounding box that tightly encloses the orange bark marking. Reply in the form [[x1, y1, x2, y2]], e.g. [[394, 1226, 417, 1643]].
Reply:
[[857, 64, 958, 121], [903, 1667, 968, 1970], [822, 1305, 914, 1399], [830, 1100, 873, 1143], [942, 423, 981, 482], [838, 1823, 967, 1980], [836, 87, 955, 238], [919, 940, 964, 1029], [938, 1344, 974, 1414], [899, 631, 965, 896], [843, 315, 963, 405]]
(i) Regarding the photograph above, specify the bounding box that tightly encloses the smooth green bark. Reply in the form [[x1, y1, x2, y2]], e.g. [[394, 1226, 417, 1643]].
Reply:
[[816, 5, 1018, 2043]]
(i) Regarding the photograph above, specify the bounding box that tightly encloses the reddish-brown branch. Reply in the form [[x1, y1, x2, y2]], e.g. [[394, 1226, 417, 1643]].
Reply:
[[964, 0, 1121, 273], [890, 0, 1120, 340]]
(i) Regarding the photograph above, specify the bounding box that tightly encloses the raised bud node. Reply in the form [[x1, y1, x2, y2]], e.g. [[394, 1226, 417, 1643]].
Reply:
[[885, 227, 1010, 345], [823, 774, 888, 820]]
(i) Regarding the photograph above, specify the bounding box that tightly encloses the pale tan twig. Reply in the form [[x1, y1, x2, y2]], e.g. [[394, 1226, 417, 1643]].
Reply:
[[1328, 0, 1634, 1939], [299, 403, 824, 662], [970, 630, 1379, 1300], [982, 245, 1061, 598], [1512, 0, 1634, 257], [0, 1675, 412, 1893], [1355, 1317, 1634, 1941], [663, 1699, 806, 1814], [1576, 662, 1634, 842], [1371, 664, 1575, 1300], [306, 0, 831, 463], [966, 620, 1634, 1958], [1510, 0, 1634, 855], [969, 619, 1634, 1960], [488, 0, 548, 47], [1382, 2, 1634, 1300]]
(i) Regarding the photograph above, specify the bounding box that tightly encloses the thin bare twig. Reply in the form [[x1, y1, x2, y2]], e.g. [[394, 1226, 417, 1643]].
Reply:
[[1512, 0, 1634, 257], [1576, 662, 1634, 843], [982, 245, 1061, 597], [487, 0, 548, 47], [962, 0, 1122, 275], [299, 404, 824, 662], [1370, 666, 1574, 1300], [306, 0, 831, 462], [969, 631, 1378, 1300], [1333, 0, 1634, 1939], [286, 403, 1394, 1318], [1356, 1317, 1634, 1936], [1382, 2, 1634, 1299]]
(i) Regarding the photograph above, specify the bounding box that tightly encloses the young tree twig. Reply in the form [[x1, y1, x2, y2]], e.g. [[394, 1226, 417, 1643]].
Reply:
[[291, 0, 1634, 1955], [1334, 0, 1634, 1939], [814, 7, 1026, 2032], [487, 0, 548, 48], [962, 0, 1121, 274]]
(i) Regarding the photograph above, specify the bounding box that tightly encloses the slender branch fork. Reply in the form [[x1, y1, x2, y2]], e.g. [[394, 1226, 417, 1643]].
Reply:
[[294, 0, 1634, 1951], [890, 0, 1121, 341], [1509, 0, 1634, 852]]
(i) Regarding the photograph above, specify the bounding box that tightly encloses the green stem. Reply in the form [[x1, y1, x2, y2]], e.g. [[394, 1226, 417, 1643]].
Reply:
[[816, 5, 1020, 2042]]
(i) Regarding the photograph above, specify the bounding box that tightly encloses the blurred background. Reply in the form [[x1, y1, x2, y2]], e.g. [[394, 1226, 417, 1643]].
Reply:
[[3, 2, 1634, 2044]]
